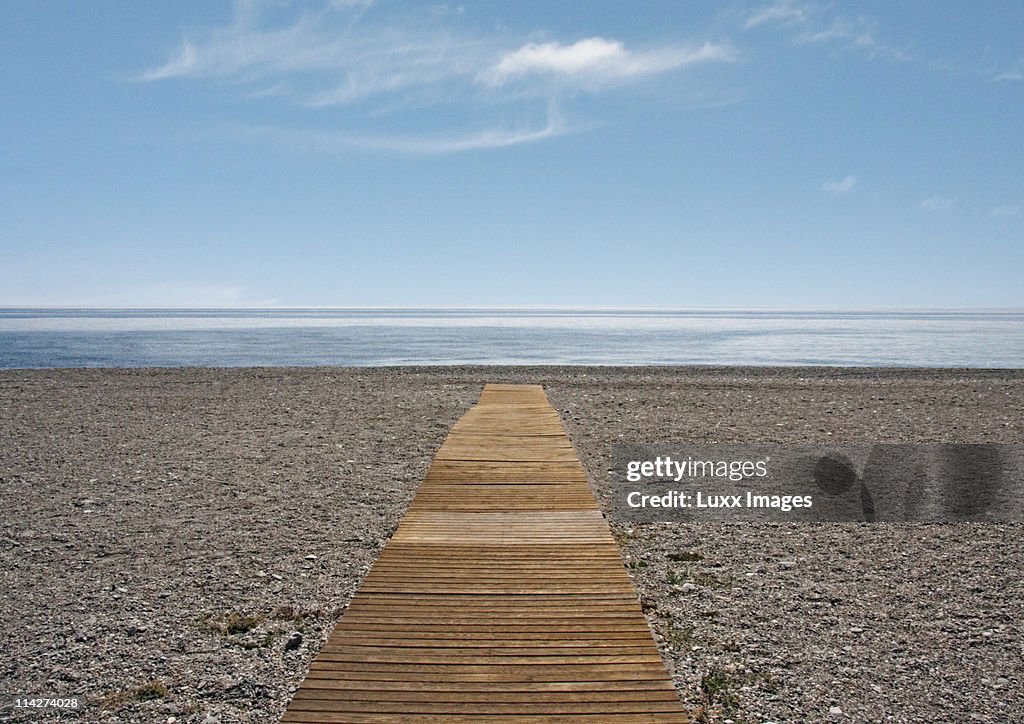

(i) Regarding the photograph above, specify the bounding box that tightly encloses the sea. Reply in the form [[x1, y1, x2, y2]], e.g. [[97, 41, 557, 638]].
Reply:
[[1, 308, 1022, 368]]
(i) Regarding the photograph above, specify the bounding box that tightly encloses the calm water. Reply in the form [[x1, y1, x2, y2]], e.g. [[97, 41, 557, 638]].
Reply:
[[1, 308, 1022, 368]]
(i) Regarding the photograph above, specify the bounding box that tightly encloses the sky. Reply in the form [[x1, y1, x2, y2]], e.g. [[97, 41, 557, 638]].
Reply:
[[1, 0, 1021, 308]]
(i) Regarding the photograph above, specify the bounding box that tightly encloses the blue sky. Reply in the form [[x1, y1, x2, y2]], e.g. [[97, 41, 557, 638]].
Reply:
[[1, 0, 1021, 307]]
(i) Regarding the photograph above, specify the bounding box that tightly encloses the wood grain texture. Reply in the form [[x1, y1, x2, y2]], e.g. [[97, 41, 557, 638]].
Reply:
[[282, 384, 687, 722]]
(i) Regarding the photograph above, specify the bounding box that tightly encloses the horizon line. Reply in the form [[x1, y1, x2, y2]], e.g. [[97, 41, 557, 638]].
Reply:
[[2, 305, 1023, 313]]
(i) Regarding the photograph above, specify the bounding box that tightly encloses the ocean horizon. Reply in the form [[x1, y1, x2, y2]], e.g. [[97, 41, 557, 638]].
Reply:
[[1, 307, 1022, 369]]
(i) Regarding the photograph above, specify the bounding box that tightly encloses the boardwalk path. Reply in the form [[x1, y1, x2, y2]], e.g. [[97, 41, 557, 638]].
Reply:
[[282, 384, 687, 722]]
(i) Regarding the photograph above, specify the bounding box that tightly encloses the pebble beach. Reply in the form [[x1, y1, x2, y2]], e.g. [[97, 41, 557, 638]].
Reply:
[[2, 366, 1022, 722]]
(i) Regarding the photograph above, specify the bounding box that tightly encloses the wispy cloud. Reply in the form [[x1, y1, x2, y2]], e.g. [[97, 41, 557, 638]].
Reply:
[[747, 4, 1024, 88], [795, 18, 912, 64], [990, 204, 1020, 217], [990, 60, 1023, 82], [237, 101, 569, 154], [138, 1, 732, 153], [822, 175, 856, 195], [920, 196, 955, 211], [745, 1, 809, 30], [478, 38, 736, 87], [745, 2, 913, 65], [139, 8, 486, 107]]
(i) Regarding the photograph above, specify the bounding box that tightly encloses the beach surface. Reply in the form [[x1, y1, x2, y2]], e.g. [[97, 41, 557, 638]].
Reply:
[[2, 367, 1022, 722]]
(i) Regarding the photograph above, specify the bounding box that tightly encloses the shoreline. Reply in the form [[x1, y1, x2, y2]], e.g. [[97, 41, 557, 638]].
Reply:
[[2, 366, 1021, 721], [4, 363, 1024, 371]]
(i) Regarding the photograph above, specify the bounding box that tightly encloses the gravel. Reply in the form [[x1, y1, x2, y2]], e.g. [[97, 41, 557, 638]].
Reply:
[[1, 366, 1021, 722]]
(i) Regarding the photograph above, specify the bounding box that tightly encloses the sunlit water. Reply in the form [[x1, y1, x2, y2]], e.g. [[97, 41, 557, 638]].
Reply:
[[1, 308, 1022, 368]]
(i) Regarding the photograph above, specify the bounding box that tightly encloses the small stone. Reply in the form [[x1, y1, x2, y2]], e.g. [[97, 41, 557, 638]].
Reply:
[[304, 554, 317, 561], [829, 706, 843, 716], [779, 560, 797, 569], [284, 631, 304, 651], [202, 717, 221, 724], [849, 627, 864, 634], [679, 583, 700, 593]]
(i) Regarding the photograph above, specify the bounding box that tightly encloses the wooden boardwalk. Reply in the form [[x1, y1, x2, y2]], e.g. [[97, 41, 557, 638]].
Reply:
[[282, 384, 686, 723]]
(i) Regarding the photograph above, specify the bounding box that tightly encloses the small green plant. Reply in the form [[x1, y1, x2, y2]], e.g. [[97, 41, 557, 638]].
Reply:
[[612, 528, 637, 545], [205, 610, 262, 635], [666, 567, 689, 585], [667, 551, 703, 562], [133, 680, 168, 701], [693, 571, 734, 589], [225, 612, 260, 634], [700, 668, 740, 715], [664, 622, 694, 649], [241, 632, 275, 650], [102, 679, 170, 709]]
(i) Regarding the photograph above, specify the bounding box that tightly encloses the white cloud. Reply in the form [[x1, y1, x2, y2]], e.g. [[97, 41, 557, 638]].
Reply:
[[478, 38, 736, 87], [745, 2, 809, 30], [991, 63, 1023, 82], [745, 4, 916, 66], [140, 38, 200, 81], [137, 2, 734, 153], [139, 6, 490, 104], [140, 4, 732, 102], [796, 18, 911, 63], [990, 204, 1020, 217], [359, 123, 563, 153], [237, 102, 568, 155], [353, 105, 567, 153], [330, 0, 375, 9], [822, 175, 856, 195], [920, 196, 955, 211]]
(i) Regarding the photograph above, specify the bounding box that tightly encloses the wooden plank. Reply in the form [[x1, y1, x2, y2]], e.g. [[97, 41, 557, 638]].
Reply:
[[294, 679, 678, 692], [290, 689, 682, 703], [282, 384, 686, 722]]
